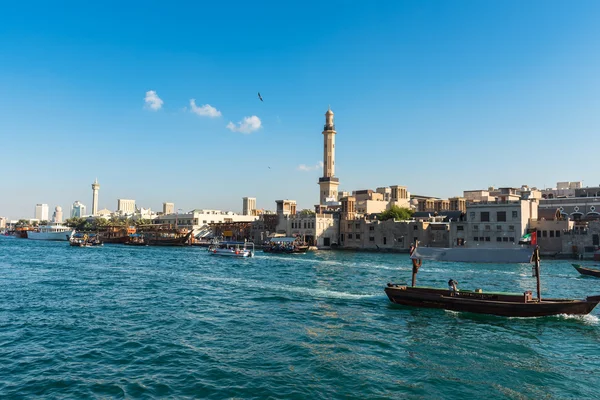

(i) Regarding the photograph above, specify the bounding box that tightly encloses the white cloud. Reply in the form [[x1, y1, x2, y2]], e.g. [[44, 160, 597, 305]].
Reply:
[[226, 115, 262, 134], [190, 99, 222, 117], [297, 161, 324, 171], [144, 90, 163, 111]]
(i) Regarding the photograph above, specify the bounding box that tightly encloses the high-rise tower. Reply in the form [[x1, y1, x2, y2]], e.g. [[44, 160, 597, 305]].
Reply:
[[91, 178, 100, 216], [318, 106, 339, 204]]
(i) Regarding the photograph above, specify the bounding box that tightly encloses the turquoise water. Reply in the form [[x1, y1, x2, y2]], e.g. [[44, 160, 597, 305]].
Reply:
[[1, 238, 600, 399]]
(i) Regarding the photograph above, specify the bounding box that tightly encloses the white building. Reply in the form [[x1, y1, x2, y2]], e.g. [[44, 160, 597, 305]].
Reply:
[[153, 209, 259, 231], [52, 206, 63, 223], [0, 216, 6, 229], [117, 199, 136, 214], [243, 197, 256, 216], [71, 201, 87, 218], [450, 199, 538, 248], [34, 204, 49, 221], [163, 202, 174, 215]]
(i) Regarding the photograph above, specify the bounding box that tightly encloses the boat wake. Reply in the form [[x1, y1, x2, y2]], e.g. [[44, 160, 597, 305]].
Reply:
[[555, 313, 599, 325], [197, 274, 376, 300]]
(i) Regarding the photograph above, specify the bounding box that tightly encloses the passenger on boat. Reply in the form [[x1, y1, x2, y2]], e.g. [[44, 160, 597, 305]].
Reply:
[[448, 279, 459, 293]]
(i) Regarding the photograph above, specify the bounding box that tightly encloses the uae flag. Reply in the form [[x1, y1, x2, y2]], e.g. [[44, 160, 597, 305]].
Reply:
[[519, 232, 537, 245]]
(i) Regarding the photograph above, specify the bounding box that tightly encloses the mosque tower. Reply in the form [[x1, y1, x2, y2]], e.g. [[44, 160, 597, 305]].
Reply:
[[91, 178, 100, 216], [318, 106, 339, 205]]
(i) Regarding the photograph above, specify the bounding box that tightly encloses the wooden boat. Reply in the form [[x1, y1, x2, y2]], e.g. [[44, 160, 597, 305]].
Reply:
[[124, 234, 148, 246], [135, 224, 192, 246], [97, 226, 136, 244], [263, 237, 309, 254], [208, 241, 254, 257], [69, 233, 103, 247], [384, 244, 600, 317], [14, 226, 35, 238], [572, 264, 600, 278]]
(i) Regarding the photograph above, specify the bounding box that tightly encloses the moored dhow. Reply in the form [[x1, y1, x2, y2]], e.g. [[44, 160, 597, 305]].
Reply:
[[135, 224, 192, 246], [28, 224, 75, 241]]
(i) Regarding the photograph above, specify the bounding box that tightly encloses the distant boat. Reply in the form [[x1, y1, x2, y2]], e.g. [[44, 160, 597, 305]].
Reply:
[[98, 226, 136, 244], [134, 224, 192, 246], [28, 224, 75, 241], [69, 233, 103, 247], [263, 237, 309, 254], [208, 241, 254, 257], [572, 264, 600, 278]]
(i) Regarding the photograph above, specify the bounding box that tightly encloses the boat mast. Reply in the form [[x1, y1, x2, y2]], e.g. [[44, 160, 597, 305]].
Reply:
[[534, 246, 542, 301]]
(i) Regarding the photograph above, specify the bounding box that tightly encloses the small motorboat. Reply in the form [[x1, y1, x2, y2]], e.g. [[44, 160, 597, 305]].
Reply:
[[208, 241, 254, 257]]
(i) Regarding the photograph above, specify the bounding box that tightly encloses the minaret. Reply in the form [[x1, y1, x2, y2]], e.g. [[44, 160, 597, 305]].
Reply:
[[318, 106, 339, 204], [91, 178, 100, 216]]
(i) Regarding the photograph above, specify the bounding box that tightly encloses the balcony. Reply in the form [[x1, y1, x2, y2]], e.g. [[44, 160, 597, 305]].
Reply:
[[323, 124, 335, 131]]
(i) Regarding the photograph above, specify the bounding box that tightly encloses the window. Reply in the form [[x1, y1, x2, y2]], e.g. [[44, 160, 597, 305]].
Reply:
[[537, 230, 541, 237], [348, 234, 353, 239], [508, 225, 514, 231], [341, 234, 344, 242], [469, 212, 475, 220], [496, 225, 502, 231], [481, 212, 490, 222], [348, 223, 352, 230], [503, 237, 509, 242], [356, 234, 360, 239], [512, 211, 518, 218], [549, 231, 555, 237], [383, 237, 387, 245], [542, 231, 547, 237], [480, 237, 485, 241], [485, 237, 491, 242], [457, 226, 464, 231], [355, 223, 360, 229], [474, 237, 480, 241], [509, 237, 515, 242], [369, 237, 374, 242], [369, 226, 374, 231], [203, 220, 207, 224], [413, 225, 418, 230], [485, 225, 491, 231], [497, 211, 506, 222], [496, 237, 502, 242], [556, 230, 561, 238], [473, 225, 479, 231]]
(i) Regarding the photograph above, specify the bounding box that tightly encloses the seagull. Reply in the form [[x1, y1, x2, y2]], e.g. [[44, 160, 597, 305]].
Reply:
[[258, 92, 263, 102]]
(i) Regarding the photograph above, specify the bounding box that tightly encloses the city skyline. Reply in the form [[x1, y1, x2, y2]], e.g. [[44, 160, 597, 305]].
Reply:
[[2, 1, 600, 219]]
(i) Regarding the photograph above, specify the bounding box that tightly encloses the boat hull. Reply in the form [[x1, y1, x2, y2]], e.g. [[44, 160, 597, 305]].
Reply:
[[209, 249, 253, 257], [28, 230, 75, 241], [263, 246, 309, 254], [572, 264, 600, 278], [384, 285, 600, 317]]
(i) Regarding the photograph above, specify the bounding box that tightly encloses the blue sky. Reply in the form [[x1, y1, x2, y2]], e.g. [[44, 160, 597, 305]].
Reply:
[[1, 1, 600, 219]]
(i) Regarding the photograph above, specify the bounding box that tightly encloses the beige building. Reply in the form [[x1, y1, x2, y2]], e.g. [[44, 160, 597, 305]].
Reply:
[[450, 199, 538, 248], [0, 216, 6, 229], [52, 206, 63, 223], [243, 197, 256, 216], [276, 200, 297, 216], [91, 178, 100, 216], [318, 107, 340, 204], [163, 202, 174, 215], [117, 199, 136, 214], [449, 197, 467, 212], [154, 209, 258, 231]]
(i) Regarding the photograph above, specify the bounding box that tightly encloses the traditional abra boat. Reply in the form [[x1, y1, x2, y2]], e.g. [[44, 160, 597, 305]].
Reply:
[[384, 244, 600, 317], [208, 241, 255, 257], [124, 233, 148, 246], [572, 264, 600, 278], [69, 233, 103, 247], [135, 224, 192, 246], [263, 237, 309, 254]]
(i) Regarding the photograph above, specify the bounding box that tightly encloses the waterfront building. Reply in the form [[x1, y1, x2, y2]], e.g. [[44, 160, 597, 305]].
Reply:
[[0, 216, 6, 229], [154, 209, 258, 233], [52, 206, 63, 223], [96, 208, 112, 218], [449, 199, 538, 248], [539, 196, 600, 221], [34, 204, 49, 221], [163, 202, 174, 215], [117, 199, 136, 214], [71, 201, 86, 218], [243, 197, 256, 216], [91, 178, 100, 216], [318, 107, 339, 205], [541, 181, 582, 199]]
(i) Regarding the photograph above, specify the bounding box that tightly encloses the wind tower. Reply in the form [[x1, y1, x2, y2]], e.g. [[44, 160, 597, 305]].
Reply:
[[91, 178, 100, 216], [318, 106, 339, 204]]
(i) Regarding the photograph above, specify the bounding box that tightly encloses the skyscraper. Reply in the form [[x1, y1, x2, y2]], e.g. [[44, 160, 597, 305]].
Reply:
[[243, 197, 256, 215], [318, 106, 339, 204], [71, 201, 87, 218], [34, 204, 49, 221]]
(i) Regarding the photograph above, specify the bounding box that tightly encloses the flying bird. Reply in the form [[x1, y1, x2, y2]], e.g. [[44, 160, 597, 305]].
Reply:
[[258, 92, 263, 102]]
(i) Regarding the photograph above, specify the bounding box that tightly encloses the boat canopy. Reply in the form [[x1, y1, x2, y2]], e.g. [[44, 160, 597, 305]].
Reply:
[[269, 237, 298, 243], [410, 247, 534, 264]]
